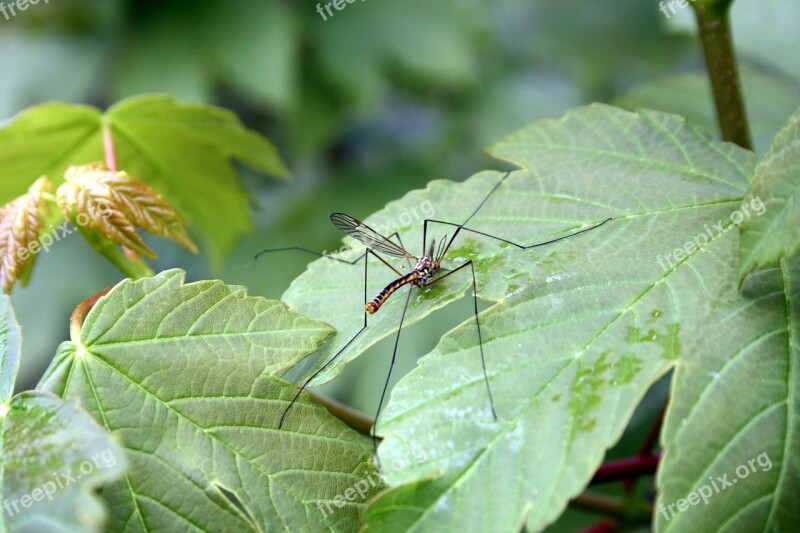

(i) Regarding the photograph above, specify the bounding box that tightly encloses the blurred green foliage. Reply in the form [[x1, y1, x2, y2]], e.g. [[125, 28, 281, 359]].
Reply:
[[1, 1, 797, 529]]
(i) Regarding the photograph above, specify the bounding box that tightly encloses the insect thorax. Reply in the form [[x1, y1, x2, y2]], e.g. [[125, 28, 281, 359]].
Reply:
[[412, 256, 437, 285]]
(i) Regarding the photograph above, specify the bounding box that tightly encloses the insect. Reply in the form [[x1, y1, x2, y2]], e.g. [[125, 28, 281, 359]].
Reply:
[[256, 171, 612, 453]]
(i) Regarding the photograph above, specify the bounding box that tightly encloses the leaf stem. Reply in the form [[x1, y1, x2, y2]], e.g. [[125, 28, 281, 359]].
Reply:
[[691, 0, 752, 150], [578, 519, 618, 533], [70, 286, 112, 342], [570, 492, 627, 519], [77, 226, 154, 279], [308, 390, 374, 436], [623, 401, 668, 494], [637, 402, 667, 457], [571, 490, 653, 526], [591, 453, 660, 485], [103, 125, 117, 171]]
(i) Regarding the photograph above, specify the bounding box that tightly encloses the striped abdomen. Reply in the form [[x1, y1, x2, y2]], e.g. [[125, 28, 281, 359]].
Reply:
[[365, 271, 421, 314]]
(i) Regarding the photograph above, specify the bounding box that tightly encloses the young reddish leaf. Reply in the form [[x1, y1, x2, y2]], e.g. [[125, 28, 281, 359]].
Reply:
[[0, 177, 55, 294], [57, 162, 198, 259]]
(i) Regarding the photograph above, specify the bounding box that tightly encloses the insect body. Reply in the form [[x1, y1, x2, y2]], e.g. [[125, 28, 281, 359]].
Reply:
[[365, 242, 439, 313]]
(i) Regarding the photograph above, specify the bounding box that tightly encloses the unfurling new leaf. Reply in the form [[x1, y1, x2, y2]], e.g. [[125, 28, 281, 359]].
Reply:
[[57, 162, 198, 259]]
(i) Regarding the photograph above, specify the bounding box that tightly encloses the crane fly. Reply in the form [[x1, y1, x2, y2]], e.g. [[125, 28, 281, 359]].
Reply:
[[330, 212, 449, 314], [256, 170, 612, 456]]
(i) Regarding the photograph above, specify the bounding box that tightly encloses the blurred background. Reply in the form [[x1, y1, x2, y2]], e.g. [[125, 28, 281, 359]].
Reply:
[[2, 0, 797, 528]]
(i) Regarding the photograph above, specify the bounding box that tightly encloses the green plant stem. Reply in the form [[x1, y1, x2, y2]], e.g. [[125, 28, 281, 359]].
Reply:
[[77, 226, 154, 279], [570, 492, 627, 520], [691, 0, 752, 150], [308, 390, 374, 436]]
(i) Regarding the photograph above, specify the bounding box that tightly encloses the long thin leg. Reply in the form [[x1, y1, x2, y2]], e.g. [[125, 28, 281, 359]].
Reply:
[[256, 231, 411, 272], [391, 232, 414, 269], [424, 260, 497, 420], [424, 170, 513, 256], [372, 287, 414, 459], [426, 217, 613, 251], [278, 248, 375, 428], [257, 244, 405, 277], [255, 246, 365, 264]]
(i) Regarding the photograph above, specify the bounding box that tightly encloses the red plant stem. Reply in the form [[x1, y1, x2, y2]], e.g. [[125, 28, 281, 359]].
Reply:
[[637, 402, 667, 457], [580, 519, 618, 533], [591, 453, 660, 485], [103, 126, 117, 171], [622, 401, 668, 493]]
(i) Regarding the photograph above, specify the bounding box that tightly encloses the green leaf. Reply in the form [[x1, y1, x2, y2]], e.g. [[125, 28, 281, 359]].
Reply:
[[0, 295, 127, 532], [2, 392, 128, 532], [656, 256, 799, 531], [38, 270, 383, 531], [739, 106, 800, 281], [279, 105, 758, 531], [0, 295, 20, 403], [208, 2, 298, 109], [312, 0, 478, 106], [0, 95, 289, 264], [111, 4, 298, 109]]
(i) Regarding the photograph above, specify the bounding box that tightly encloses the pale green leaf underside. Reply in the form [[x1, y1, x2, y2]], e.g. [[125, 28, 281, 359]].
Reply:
[[739, 106, 800, 280], [0, 295, 20, 404], [2, 392, 128, 533], [657, 256, 799, 532], [0, 294, 21, 533], [38, 269, 381, 532], [280, 104, 763, 531], [0, 95, 288, 263]]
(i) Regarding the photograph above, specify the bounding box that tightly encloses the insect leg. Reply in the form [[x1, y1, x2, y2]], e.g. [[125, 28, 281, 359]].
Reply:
[[255, 246, 366, 265], [426, 217, 612, 251], [389, 232, 414, 269], [424, 260, 497, 420], [279, 248, 385, 428], [423, 170, 513, 257], [372, 286, 414, 460]]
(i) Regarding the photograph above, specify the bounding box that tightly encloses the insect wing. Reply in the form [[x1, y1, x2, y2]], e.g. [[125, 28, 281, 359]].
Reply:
[[330, 212, 411, 258]]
